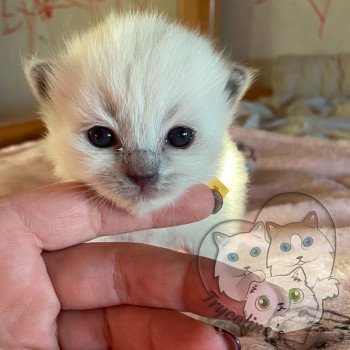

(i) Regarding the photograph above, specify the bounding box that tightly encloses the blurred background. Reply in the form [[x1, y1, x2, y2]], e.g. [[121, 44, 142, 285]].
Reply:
[[1, 0, 350, 139]]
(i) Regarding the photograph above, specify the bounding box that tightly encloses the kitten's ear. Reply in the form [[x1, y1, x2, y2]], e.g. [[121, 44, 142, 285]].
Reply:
[[266, 222, 282, 240], [251, 222, 270, 242], [23, 58, 54, 101], [291, 267, 307, 283], [213, 232, 229, 247], [302, 211, 318, 228], [225, 65, 254, 104]]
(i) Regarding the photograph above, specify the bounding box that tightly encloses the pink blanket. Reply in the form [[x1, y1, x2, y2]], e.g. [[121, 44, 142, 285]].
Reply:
[[231, 128, 350, 349], [1, 128, 350, 349]]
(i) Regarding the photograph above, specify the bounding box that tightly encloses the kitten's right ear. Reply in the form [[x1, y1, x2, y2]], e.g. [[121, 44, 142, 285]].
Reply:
[[266, 222, 282, 240], [225, 65, 254, 104], [213, 232, 229, 247], [23, 58, 54, 101], [302, 211, 318, 228]]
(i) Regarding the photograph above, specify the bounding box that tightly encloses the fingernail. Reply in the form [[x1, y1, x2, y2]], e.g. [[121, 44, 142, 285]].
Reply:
[[214, 327, 241, 350], [211, 189, 223, 214]]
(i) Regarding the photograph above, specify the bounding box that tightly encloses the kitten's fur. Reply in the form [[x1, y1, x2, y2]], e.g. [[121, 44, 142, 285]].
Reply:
[[24, 12, 251, 254], [214, 222, 269, 301]]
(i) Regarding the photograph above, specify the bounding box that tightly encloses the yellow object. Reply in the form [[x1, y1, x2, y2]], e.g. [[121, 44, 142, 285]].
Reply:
[[207, 177, 229, 198]]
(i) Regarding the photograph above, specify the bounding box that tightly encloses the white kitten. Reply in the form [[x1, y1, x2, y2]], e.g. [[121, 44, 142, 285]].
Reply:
[[24, 12, 251, 254], [266, 212, 335, 288], [214, 222, 269, 301]]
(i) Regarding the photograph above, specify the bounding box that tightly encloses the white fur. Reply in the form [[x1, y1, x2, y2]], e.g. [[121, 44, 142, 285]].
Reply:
[[25, 12, 251, 255]]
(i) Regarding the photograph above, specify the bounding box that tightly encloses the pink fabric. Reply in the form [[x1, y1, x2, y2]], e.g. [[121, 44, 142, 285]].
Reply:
[[230, 128, 350, 349]]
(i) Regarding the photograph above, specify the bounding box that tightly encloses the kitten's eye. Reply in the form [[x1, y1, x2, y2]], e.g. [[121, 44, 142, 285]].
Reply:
[[250, 247, 261, 257], [166, 127, 194, 148], [227, 252, 239, 262], [87, 126, 115, 148], [302, 237, 313, 247], [280, 242, 292, 252], [289, 288, 304, 303], [256, 295, 271, 311]]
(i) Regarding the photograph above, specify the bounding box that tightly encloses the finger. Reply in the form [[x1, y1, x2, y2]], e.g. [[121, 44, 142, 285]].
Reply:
[[3, 182, 214, 250], [44, 243, 244, 317], [58, 306, 238, 350]]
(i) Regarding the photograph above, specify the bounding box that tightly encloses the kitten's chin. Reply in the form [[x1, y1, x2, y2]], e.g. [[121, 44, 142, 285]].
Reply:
[[96, 187, 181, 217]]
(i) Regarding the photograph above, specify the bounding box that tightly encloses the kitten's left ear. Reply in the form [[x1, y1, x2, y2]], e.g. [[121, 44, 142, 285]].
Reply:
[[225, 65, 254, 104], [23, 57, 54, 101], [302, 211, 318, 229], [213, 232, 229, 247]]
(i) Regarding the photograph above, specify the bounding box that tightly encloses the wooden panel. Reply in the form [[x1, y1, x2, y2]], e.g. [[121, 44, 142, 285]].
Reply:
[[0, 118, 46, 148], [177, 0, 222, 38]]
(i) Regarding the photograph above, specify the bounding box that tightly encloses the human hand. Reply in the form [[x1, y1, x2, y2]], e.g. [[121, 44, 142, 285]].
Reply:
[[0, 183, 240, 349]]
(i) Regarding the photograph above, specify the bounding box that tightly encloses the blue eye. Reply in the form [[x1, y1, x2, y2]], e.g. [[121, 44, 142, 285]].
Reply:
[[227, 253, 239, 262], [280, 242, 292, 252], [250, 247, 261, 257], [303, 237, 313, 247]]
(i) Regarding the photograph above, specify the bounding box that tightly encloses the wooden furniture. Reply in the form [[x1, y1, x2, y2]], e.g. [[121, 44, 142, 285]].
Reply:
[[177, 0, 222, 39], [0, 118, 45, 148]]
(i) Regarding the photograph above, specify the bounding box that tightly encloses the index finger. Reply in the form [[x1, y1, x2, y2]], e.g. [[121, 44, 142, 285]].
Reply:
[[1, 183, 214, 250], [44, 242, 245, 318]]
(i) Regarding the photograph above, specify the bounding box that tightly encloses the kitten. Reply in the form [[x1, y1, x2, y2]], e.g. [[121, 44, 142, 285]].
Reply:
[[24, 12, 251, 254], [245, 267, 339, 333], [266, 211, 336, 288], [214, 222, 269, 301], [244, 267, 319, 333]]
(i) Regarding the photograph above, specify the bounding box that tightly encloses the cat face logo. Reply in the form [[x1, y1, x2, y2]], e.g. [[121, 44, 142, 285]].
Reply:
[[198, 192, 339, 348], [244, 267, 320, 333], [213, 221, 269, 301], [266, 211, 335, 288]]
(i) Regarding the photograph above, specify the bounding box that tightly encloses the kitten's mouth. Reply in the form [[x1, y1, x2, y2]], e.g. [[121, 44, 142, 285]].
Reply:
[[287, 258, 316, 267], [126, 185, 169, 200], [276, 305, 287, 312]]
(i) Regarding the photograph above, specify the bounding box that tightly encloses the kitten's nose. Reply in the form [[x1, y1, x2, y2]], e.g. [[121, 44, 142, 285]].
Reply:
[[127, 172, 158, 188], [296, 256, 303, 260]]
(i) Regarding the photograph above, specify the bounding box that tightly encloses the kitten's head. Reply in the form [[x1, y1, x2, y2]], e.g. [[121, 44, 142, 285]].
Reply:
[[266, 212, 334, 275], [214, 222, 269, 276], [24, 12, 252, 214], [244, 268, 318, 332]]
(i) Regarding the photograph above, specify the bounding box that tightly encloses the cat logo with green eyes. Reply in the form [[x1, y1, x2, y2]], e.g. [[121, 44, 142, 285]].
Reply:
[[198, 192, 340, 348]]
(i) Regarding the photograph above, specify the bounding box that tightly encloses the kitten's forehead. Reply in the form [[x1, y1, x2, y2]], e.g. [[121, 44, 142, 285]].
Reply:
[[57, 13, 229, 127], [225, 232, 268, 250], [271, 223, 315, 240]]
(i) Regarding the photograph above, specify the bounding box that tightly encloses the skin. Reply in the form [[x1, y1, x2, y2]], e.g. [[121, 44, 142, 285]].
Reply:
[[0, 183, 240, 350]]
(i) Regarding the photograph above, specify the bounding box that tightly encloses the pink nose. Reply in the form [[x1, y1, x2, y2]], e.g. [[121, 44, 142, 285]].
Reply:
[[126, 172, 158, 188]]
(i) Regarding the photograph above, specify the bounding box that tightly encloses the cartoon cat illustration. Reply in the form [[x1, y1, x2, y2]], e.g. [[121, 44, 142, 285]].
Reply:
[[244, 267, 337, 333], [214, 222, 270, 301], [266, 211, 335, 288]]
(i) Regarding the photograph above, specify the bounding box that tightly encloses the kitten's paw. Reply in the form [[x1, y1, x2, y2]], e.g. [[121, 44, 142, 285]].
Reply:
[[313, 277, 339, 300]]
